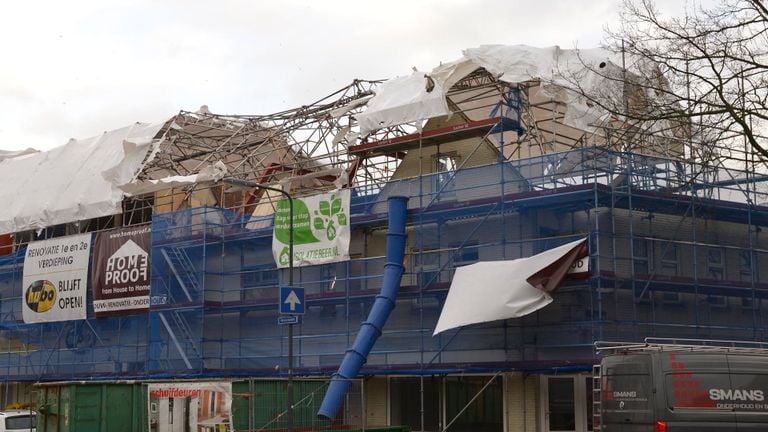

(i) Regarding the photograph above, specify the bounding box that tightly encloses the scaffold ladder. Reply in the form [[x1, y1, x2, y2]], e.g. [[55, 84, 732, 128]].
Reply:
[[592, 364, 602, 432], [161, 246, 198, 301]]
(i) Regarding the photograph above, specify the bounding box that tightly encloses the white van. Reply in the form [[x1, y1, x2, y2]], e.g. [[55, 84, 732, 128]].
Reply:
[[0, 411, 35, 432]]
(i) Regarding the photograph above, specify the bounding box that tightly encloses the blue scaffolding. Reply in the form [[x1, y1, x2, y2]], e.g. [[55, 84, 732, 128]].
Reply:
[[0, 148, 766, 382]]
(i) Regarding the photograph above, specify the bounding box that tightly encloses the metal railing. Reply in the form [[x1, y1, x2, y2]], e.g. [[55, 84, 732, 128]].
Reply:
[[596, 337, 768, 355]]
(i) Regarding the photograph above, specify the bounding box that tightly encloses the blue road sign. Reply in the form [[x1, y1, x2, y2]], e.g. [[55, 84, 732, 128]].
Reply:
[[279, 286, 305, 315], [278, 315, 300, 325]]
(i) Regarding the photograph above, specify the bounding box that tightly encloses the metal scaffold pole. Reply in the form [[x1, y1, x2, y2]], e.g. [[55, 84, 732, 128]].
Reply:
[[224, 177, 295, 432]]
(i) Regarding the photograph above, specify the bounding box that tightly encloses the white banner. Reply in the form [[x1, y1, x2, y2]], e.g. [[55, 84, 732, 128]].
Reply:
[[22, 233, 92, 323], [272, 189, 351, 268]]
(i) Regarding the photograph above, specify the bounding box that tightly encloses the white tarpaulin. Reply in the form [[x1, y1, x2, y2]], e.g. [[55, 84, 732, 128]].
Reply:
[[22, 233, 92, 323], [463, 45, 627, 131], [0, 148, 38, 162], [0, 122, 165, 234], [118, 160, 228, 195], [433, 238, 588, 335], [358, 45, 629, 135], [272, 189, 351, 268], [356, 71, 451, 135]]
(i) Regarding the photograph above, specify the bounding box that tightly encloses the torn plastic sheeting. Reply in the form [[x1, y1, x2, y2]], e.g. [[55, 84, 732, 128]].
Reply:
[[463, 45, 627, 131], [119, 160, 228, 196], [331, 125, 351, 148], [329, 95, 373, 119], [356, 70, 450, 135], [357, 45, 634, 135], [0, 121, 165, 234], [0, 148, 39, 162], [433, 238, 588, 335], [102, 132, 162, 187]]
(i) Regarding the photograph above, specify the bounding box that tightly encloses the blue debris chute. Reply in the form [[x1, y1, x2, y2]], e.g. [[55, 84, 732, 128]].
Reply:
[[318, 195, 408, 419]]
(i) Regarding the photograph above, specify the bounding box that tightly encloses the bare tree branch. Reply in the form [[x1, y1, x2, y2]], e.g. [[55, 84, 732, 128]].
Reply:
[[564, 0, 768, 165]]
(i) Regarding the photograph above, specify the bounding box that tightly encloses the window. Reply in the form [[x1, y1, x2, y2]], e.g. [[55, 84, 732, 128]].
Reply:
[[742, 297, 760, 310], [739, 249, 757, 282], [434, 152, 459, 173], [415, 247, 441, 287], [5, 414, 36, 430], [633, 240, 650, 274], [209, 390, 217, 416], [44, 223, 69, 238], [81, 215, 116, 232], [453, 242, 479, 265], [446, 376, 503, 432], [538, 227, 564, 254], [542, 375, 596, 432], [414, 247, 440, 268], [12, 230, 34, 250], [433, 152, 459, 201], [389, 377, 441, 431], [123, 194, 154, 226], [704, 245, 726, 309], [706, 295, 727, 308], [659, 242, 678, 276], [706, 248, 724, 280], [660, 291, 681, 304], [242, 266, 278, 288], [548, 377, 576, 431]]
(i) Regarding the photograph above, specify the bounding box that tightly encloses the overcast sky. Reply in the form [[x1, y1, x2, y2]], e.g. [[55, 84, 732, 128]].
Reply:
[[0, 0, 693, 151]]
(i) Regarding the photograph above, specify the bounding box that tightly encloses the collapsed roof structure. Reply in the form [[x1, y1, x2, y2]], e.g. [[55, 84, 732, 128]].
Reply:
[[0, 45, 706, 234], [0, 45, 766, 429]]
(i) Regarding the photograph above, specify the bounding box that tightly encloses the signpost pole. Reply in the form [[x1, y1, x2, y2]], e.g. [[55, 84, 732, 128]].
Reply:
[[287, 191, 294, 432], [223, 178, 295, 432]]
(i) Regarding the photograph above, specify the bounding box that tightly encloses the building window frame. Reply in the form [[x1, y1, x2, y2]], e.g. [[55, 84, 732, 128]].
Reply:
[[706, 247, 725, 281], [738, 249, 758, 282], [633, 239, 651, 275], [659, 241, 679, 276]]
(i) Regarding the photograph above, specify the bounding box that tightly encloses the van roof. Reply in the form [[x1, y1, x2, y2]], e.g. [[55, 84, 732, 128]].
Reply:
[[596, 338, 768, 356], [0, 410, 34, 417]]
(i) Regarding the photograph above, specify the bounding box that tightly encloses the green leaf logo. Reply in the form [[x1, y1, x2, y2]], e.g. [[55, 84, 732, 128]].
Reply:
[[331, 196, 342, 215], [319, 200, 331, 216], [314, 216, 325, 230], [310, 193, 348, 241], [274, 199, 320, 245]]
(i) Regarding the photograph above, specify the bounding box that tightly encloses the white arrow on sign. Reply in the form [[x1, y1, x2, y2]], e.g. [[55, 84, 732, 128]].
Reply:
[[284, 290, 301, 312]]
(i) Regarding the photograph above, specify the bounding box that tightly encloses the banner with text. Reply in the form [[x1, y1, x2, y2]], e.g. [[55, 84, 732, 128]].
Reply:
[[272, 189, 350, 268], [91, 224, 151, 317], [22, 233, 92, 323], [148, 382, 232, 432]]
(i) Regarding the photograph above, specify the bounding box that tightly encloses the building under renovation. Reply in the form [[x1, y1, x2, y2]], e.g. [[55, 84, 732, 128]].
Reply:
[[0, 45, 766, 432]]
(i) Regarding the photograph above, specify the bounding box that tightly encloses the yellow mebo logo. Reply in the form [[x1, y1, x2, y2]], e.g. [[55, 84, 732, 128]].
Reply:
[[25, 280, 56, 313]]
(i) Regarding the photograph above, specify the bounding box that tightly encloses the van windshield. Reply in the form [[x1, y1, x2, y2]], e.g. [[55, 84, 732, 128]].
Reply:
[[5, 414, 36, 430]]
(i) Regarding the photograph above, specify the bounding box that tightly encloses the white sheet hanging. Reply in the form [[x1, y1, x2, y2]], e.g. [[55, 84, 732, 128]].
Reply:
[[433, 238, 588, 335]]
